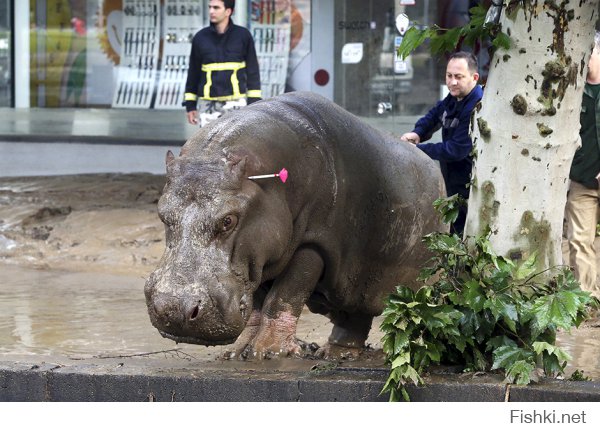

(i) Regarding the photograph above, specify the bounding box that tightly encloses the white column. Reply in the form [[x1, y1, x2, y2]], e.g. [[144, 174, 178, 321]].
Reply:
[[14, 0, 30, 108], [310, 0, 333, 99], [233, 0, 248, 26]]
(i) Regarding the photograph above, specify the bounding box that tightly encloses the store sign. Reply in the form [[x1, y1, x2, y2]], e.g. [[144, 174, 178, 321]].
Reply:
[[341, 43, 363, 64], [395, 13, 410, 35]]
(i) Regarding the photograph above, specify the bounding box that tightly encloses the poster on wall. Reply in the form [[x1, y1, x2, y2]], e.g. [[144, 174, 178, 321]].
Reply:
[[154, 0, 204, 109], [30, 0, 88, 107], [111, 0, 160, 108], [286, 0, 310, 92], [249, 0, 291, 100]]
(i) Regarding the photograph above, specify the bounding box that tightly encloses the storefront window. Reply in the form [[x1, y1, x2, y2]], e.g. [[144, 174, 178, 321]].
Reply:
[[26, 0, 306, 109], [0, 0, 11, 106], [334, 0, 441, 117], [333, 0, 491, 119]]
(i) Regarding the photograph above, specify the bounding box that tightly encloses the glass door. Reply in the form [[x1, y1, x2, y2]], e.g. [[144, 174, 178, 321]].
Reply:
[[333, 0, 443, 132]]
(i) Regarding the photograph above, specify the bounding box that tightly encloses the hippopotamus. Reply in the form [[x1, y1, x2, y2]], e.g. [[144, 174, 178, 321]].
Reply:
[[144, 91, 446, 359]]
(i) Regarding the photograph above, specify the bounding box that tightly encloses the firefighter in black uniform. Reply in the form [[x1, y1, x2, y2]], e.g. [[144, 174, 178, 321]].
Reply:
[[183, 0, 262, 126]]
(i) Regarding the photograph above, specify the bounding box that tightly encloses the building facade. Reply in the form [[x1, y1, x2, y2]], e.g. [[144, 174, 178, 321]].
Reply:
[[0, 0, 485, 131]]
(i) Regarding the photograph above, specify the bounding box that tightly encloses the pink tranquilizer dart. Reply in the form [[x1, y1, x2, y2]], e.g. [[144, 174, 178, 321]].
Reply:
[[248, 168, 288, 183]]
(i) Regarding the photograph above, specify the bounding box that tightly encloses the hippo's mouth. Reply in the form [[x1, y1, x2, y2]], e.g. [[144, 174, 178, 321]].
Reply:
[[159, 330, 237, 346]]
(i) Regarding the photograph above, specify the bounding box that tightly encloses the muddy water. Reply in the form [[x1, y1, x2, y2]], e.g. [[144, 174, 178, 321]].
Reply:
[[1, 262, 599, 379], [0, 263, 344, 361]]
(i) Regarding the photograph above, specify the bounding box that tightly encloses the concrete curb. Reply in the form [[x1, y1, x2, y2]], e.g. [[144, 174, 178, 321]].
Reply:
[[1, 360, 599, 402]]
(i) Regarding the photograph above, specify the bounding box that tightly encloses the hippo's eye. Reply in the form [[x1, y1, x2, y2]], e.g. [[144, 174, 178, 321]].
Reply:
[[218, 214, 238, 234]]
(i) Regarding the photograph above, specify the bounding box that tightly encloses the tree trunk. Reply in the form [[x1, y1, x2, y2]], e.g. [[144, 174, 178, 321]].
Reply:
[[465, 0, 599, 272]]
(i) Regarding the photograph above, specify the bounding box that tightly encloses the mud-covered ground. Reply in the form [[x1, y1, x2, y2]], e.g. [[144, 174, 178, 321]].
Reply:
[[0, 173, 166, 277]]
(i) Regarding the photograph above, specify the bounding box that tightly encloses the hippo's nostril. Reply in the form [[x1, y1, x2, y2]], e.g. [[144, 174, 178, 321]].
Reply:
[[190, 304, 200, 320]]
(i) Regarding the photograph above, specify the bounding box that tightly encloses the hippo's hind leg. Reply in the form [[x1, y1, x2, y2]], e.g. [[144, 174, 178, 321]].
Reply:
[[232, 247, 324, 360], [316, 311, 373, 359]]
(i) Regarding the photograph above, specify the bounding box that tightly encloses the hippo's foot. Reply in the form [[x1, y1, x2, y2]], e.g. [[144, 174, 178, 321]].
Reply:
[[222, 306, 262, 359], [312, 311, 373, 360], [225, 311, 303, 360], [222, 325, 260, 360], [316, 312, 373, 360]]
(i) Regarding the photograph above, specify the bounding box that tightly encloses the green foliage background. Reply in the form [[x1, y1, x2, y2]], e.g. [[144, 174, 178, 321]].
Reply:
[[381, 228, 596, 402]]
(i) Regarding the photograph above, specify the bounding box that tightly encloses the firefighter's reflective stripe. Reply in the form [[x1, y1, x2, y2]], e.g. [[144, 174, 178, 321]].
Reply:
[[184, 93, 198, 101], [202, 62, 246, 99], [202, 62, 246, 71], [201, 94, 249, 101], [247, 89, 262, 98]]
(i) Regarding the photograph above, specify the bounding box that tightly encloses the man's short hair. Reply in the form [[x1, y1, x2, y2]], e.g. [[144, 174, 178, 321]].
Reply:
[[223, 0, 235, 11], [448, 51, 478, 75]]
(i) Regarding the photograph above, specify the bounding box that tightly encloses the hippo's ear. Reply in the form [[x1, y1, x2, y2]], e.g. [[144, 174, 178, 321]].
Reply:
[[223, 146, 261, 178], [228, 155, 247, 180], [166, 150, 175, 165], [165, 150, 175, 175]]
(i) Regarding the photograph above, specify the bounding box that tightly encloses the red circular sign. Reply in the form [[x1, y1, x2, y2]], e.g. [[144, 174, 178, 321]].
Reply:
[[314, 69, 330, 86]]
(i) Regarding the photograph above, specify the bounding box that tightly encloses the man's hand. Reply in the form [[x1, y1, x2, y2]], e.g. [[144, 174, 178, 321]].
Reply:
[[187, 110, 198, 125], [400, 132, 420, 144]]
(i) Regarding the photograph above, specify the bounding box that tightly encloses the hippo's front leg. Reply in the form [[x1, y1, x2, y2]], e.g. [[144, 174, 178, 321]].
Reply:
[[237, 247, 324, 359]]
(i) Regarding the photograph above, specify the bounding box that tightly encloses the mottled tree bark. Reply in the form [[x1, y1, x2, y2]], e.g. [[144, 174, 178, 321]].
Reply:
[[465, 0, 599, 273]]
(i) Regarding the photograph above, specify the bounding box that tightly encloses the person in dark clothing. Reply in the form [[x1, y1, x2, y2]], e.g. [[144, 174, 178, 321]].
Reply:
[[401, 51, 483, 235], [183, 0, 261, 126]]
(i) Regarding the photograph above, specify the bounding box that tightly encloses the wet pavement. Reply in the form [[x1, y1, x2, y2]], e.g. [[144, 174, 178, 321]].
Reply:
[[1, 262, 599, 380], [0, 263, 378, 363]]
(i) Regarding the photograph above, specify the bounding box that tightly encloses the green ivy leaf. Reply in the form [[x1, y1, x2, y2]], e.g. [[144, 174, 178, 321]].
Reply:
[[529, 291, 582, 334], [394, 332, 410, 355], [397, 27, 436, 60], [459, 308, 480, 336], [492, 346, 533, 370], [492, 31, 511, 51], [430, 27, 463, 56], [515, 252, 537, 280], [505, 360, 535, 385], [464, 279, 486, 313], [486, 335, 517, 352], [532, 341, 555, 356], [484, 295, 518, 332], [391, 351, 411, 369]]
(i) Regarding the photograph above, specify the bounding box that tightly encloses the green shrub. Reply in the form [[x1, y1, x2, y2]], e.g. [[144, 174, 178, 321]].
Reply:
[[380, 230, 597, 402]]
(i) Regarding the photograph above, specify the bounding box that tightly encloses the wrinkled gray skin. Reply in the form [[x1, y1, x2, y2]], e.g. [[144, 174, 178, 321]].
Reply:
[[145, 91, 446, 359]]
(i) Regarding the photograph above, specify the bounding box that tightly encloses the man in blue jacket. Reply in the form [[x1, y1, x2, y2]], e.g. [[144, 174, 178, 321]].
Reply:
[[401, 51, 483, 235], [183, 0, 262, 126]]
